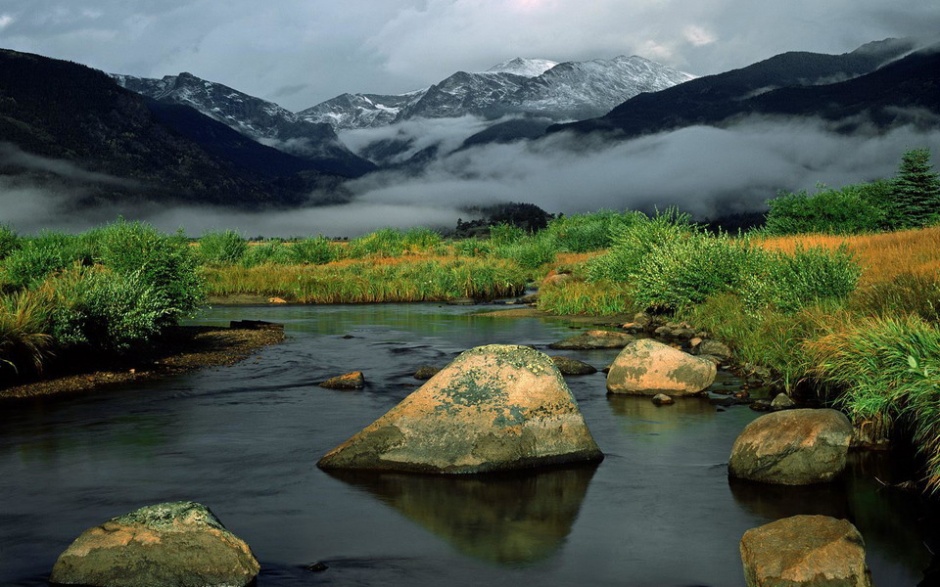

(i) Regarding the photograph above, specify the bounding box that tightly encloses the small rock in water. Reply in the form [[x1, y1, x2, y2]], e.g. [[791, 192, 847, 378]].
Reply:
[[305, 562, 329, 572], [320, 371, 365, 390], [651, 393, 675, 406], [771, 393, 796, 410], [550, 356, 598, 376], [414, 365, 441, 380]]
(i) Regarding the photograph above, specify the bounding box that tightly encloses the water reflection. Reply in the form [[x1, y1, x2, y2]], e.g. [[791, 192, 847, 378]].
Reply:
[[324, 465, 598, 565], [730, 451, 937, 584], [606, 395, 717, 439]]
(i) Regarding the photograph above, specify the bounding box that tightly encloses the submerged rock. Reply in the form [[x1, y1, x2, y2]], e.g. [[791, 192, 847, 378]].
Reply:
[[729, 408, 853, 485], [606, 339, 716, 396], [320, 371, 365, 390], [548, 330, 635, 350], [50, 501, 259, 587], [740, 515, 872, 587], [651, 393, 675, 406], [317, 344, 603, 474], [550, 356, 598, 376], [414, 365, 442, 381]]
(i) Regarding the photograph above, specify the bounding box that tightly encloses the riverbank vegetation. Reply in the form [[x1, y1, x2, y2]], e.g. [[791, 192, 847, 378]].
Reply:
[[2, 149, 940, 491]]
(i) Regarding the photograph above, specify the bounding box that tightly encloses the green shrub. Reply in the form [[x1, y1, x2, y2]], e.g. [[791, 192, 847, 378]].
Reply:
[[546, 210, 642, 252], [288, 236, 337, 265], [401, 227, 444, 252], [492, 233, 559, 270], [199, 230, 247, 265], [0, 224, 19, 261], [47, 267, 171, 351], [764, 184, 889, 235], [1, 230, 94, 289], [631, 232, 763, 312], [94, 220, 202, 324], [488, 223, 527, 246], [587, 208, 694, 283], [346, 228, 408, 258], [452, 238, 493, 258], [743, 245, 861, 314]]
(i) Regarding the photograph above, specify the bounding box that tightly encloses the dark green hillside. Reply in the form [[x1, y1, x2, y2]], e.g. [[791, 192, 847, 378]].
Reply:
[[0, 48, 351, 208]]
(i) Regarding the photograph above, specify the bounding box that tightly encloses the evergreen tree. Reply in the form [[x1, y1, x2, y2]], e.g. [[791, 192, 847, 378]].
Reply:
[[891, 148, 940, 228]]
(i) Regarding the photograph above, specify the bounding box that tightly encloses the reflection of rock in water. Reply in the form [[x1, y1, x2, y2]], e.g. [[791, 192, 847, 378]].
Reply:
[[606, 395, 716, 436], [326, 465, 598, 565], [728, 476, 851, 520]]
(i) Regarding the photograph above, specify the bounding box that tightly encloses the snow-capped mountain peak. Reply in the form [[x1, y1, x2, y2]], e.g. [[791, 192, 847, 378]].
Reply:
[[485, 58, 559, 78]]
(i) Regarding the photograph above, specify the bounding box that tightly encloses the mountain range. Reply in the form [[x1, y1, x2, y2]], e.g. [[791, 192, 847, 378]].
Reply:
[[1, 38, 938, 220]]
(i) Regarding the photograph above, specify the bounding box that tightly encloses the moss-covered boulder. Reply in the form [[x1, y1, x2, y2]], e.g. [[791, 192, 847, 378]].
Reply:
[[606, 339, 716, 396], [729, 409, 853, 485], [317, 344, 603, 474], [50, 501, 259, 587], [740, 515, 872, 587], [550, 356, 598, 376]]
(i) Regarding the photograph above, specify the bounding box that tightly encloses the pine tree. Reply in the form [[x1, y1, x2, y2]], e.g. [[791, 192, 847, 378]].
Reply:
[[891, 148, 940, 229]]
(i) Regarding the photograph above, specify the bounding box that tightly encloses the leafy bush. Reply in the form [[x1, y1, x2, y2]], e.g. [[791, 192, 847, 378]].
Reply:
[[546, 210, 642, 252], [46, 267, 171, 351], [0, 224, 18, 261], [743, 245, 861, 314], [631, 232, 763, 312], [94, 221, 202, 324], [763, 183, 890, 235], [1, 230, 94, 289], [199, 230, 247, 265], [586, 208, 695, 283]]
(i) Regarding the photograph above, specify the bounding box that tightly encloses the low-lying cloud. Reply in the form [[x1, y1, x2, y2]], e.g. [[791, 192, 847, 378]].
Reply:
[[2, 116, 939, 237]]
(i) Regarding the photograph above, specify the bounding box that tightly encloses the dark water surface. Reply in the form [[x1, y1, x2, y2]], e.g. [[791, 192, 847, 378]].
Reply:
[[1, 304, 937, 586]]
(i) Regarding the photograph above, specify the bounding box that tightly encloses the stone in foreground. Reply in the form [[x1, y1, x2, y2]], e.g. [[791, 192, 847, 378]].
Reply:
[[317, 344, 603, 474], [741, 515, 872, 587], [50, 501, 259, 587], [729, 408, 852, 485], [606, 338, 716, 396]]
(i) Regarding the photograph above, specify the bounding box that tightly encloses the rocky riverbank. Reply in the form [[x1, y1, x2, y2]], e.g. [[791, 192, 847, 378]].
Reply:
[[0, 323, 284, 401]]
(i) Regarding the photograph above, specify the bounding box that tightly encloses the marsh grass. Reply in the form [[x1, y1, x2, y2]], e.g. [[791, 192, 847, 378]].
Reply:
[[537, 279, 636, 316], [0, 288, 54, 376], [203, 256, 528, 303], [805, 316, 940, 492]]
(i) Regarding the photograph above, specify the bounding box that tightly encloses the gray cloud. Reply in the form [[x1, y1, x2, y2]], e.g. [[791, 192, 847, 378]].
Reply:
[[0, 1, 937, 110], [3, 116, 938, 237]]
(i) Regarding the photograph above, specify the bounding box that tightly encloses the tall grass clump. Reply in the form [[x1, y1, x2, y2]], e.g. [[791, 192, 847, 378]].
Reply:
[[94, 220, 203, 325], [1, 231, 95, 289], [198, 230, 247, 265], [345, 229, 410, 258], [546, 210, 642, 252], [44, 267, 172, 351], [239, 239, 295, 267], [850, 272, 940, 323], [742, 245, 861, 315], [290, 236, 339, 265], [0, 224, 18, 261], [805, 316, 940, 492], [491, 232, 559, 270], [586, 208, 693, 283], [0, 289, 54, 377], [537, 280, 636, 316]]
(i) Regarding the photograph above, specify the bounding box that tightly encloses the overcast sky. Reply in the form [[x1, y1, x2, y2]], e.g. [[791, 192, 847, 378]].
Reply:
[[1, 0, 938, 111]]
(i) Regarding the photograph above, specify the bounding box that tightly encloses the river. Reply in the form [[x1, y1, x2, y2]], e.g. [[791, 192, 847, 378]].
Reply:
[[1, 304, 937, 586]]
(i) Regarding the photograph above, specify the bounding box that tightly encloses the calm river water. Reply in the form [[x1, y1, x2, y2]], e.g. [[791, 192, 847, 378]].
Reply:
[[1, 304, 937, 586]]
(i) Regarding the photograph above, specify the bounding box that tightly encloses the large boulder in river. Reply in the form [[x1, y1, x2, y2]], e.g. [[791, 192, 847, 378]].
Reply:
[[606, 339, 716, 396], [740, 515, 872, 587], [729, 409, 853, 485], [317, 344, 603, 474], [50, 501, 259, 587]]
